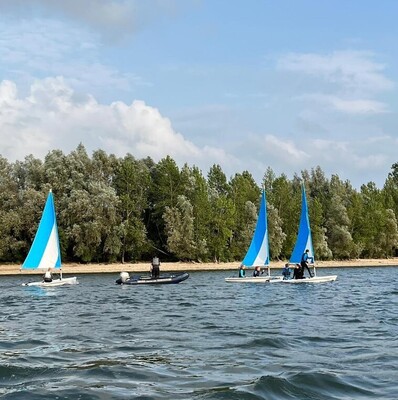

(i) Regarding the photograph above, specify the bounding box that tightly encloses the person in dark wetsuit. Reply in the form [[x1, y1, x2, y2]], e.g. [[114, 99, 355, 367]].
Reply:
[[253, 266, 261, 277], [293, 263, 304, 279], [43, 267, 53, 282], [151, 257, 160, 279], [301, 249, 314, 278]]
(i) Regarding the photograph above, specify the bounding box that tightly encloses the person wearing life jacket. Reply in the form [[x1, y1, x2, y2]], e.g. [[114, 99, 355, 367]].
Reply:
[[301, 249, 314, 278], [282, 263, 291, 280], [238, 264, 246, 278], [253, 266, 261, 277], [43, 267, 53, 283]]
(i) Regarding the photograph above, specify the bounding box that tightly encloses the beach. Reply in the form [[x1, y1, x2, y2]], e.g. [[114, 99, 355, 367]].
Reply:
[[1, 258, 398, 276]]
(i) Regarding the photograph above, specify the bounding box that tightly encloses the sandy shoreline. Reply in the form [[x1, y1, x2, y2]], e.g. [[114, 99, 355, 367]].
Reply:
[[1, 258, 398, 276]]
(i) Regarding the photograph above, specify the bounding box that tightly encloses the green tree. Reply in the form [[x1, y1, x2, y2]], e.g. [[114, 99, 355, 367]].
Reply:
[[179, 165, 210, 260], [267, 174, 299, 258], [13, 155, 44, 191], [359, 182, 384, 257], [381, 209, 398, 257], [146, 156, 182, 256], [43, 150, 69, 196], [62, 183, 121, 262], [163, 195, 196, 260], [229, 171, 260, 260], [383, 164, 398, 220], [207, 195, 235, 262], [114, 155, 150, 262], [0, 157, 24, 261], [325, 194, 355, 259], [267, 203, 286, 259], [208, 164, 229, 196], [207, 165, 235, 262]]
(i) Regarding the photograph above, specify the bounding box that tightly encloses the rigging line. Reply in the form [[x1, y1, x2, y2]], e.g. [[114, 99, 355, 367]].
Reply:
[[149, 243, 169, 256]]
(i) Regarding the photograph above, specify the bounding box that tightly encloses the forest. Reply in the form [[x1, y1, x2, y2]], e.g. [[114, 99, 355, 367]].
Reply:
[[1, 143, 398, 264]]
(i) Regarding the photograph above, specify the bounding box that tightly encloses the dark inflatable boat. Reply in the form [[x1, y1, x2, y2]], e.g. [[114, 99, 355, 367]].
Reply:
[[116, 272, 189, 285]]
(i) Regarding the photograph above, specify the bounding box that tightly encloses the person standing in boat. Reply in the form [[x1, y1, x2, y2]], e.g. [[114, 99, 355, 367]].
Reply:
[[238, 264, 246, 278], [151, 256, 160, 279], [43, 267, 53, 283], [301, 249, 314, 278]]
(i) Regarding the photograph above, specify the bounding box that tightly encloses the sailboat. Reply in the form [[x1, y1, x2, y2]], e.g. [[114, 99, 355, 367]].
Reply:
[[21, 190, 78, 287], [225, 189, 282, 283], [282, 184, 337, 284]]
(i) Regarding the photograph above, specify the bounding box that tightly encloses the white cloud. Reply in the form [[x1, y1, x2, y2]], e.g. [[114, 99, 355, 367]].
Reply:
[[0, 78, 231, 170], [298, 94, 389, 115], [277, 50, 393, 93], [0, 18, 148, 95], [264, 135, 309, 162], [331, 97, 388, 114], [234, 131, 395, 188], [328, 97, 388, 115], [0, 0, 188, 40], [352, 153, 387, 169], [312, 139, 348, 153]]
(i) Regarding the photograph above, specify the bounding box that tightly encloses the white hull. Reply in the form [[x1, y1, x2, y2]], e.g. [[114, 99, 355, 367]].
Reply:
[[225, 276, 283, 283], [22, 277, 78, 287], [281, 275, 337, 284]]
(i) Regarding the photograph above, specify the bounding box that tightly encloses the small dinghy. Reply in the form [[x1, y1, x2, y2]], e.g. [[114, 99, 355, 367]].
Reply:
[[282, 184, 337, 284], [22, 277, 78, 287], [225, 190, 283, 284], [281, 275, 337, 284], [116, 271, 189, 285], [21, 190, 78, 288], [225, 276, 283, 283]]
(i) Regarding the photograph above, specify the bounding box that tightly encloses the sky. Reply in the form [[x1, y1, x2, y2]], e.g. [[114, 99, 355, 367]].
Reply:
[[0, 0, 397, 189]]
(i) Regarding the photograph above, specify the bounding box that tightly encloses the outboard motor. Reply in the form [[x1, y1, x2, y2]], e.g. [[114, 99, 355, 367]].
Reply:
[[116, 271, 130, 284]]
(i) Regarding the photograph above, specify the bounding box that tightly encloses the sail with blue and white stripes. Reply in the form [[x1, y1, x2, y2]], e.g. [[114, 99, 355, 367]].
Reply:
[[289, 184, 314, 264], [22, 191, 61, 270], [241, 190, 270, 267]]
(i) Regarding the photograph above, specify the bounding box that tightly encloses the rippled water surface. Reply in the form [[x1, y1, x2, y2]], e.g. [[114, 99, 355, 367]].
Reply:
[[1, 267, 397, 399]]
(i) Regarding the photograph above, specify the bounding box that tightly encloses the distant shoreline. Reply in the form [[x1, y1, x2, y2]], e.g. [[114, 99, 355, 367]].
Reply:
[[1, 258, 398, 276]]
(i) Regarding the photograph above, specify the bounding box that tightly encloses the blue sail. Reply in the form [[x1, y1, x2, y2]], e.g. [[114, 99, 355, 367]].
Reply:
[[289, 184, 314, 264], [22, 191, 62, 270], [241, 190, 270, 267]]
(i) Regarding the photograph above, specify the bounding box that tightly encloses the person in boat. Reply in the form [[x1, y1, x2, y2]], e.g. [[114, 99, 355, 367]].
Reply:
[[253, 266, 261, 277], [282, 263, 291, 280], [293, 263, 304, 279], [301, 249, 314, 278], [151, 256, 160, 279], [43, 267, 53, 283], [238, 264, 246, 278]]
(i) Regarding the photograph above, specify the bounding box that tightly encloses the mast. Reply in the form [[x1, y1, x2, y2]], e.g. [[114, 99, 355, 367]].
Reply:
[[241, 187, 270, 271], [289, 183, 316, 276]]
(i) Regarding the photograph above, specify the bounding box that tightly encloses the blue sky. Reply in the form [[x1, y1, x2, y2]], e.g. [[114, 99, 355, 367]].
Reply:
[[0, 0, 397, 188]]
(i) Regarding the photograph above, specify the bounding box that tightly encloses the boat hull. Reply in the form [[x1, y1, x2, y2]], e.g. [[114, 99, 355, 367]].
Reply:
[[22, 277, 78, 287], [281, 275, 337, 284], [225, 276, 283, 283], [116, 272, 189, 285]]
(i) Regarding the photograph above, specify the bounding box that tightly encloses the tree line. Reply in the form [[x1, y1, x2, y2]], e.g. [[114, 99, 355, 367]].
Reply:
[[1, 144, 398, 264]]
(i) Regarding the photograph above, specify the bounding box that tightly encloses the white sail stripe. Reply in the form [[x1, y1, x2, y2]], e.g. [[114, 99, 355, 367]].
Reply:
[[37, 224, 59, 269], [252, 231, 269, 265], [305, 236, 314, 260]]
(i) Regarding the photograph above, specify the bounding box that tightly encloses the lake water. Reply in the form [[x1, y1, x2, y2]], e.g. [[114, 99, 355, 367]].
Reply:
[[0, 267, 397, 399]]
